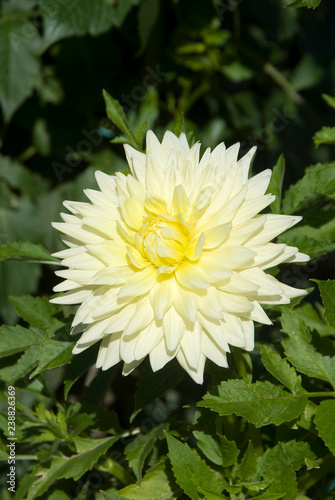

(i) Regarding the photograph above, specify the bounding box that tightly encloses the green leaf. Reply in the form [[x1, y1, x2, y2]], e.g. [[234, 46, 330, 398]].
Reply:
[[261, 344, 303, 394], [219, 434, 240, 468], [290, 54, 324, 91], [282, 162, 335, 214], [131, 358, 183, 422], [27, 436, 119, 500], [313, 127, 335, 147], [119, 460, 180, 500], [314, 400, 335, 455], [222, 61, 253, 82], [295, 302, 334, 337], [0, 345, 40, 383], [103, 89, 140, 150], [46, 492, 70, 500], [125, 423, 168, 481], [267, 155, 285, 213], [100, 493, 130, 500], [0, 155, 49, 197], [238, 441, 258, 481], [0, 241, 58, 263], [281, 308, 335, 389], [137, 0, 159, 54], [201, 379, 308, 427], [135, 121, 148, 147], [41, 0, 134, 51], [313, 279, 335, 328], [280, 441, 316, 470], [322, 94, 335, 109], [30, 337, 75, 378], [0, 325, 43, 359], [166, 433, 224, 500], [0, 13, 41, 121], [257, 444, 298, 500], [193, 429, 223, 466], [287, 0, 321, 8], [9, 295, 60, 331], [277, 223, 335, 259]]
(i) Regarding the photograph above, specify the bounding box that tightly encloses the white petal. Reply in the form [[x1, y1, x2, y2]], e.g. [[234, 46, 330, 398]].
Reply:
[[149, 338, 177, 372], [180, 323, 202, 371], [202, 223, 232, 249], [218, 291, 253, 314], [122, 358, 145, 376], [198, 287, 224, 320], [234, 194, 276, 224], [174, 287, 199, 323], [163, 307, 185, 352], [249, 301, 273, 325], [123, 296, 154, 336], [201, 334, 228, 367], [118, 266, 156, 299], [52, 222, 104, 245], [50, 288, 92, 305], [133, 322, 164, 360], [124, 144, 146, 184], [245, 169, 272, 199], [99, 333, 122, 370], [247, 215, 302, 246], [176, 349, 206, 384], [106, 301, 139, 334], [175, 262, 209, 290], [198, 313, 230, 352], [145, 151, 165, 194], [149, 278, 174, 320]]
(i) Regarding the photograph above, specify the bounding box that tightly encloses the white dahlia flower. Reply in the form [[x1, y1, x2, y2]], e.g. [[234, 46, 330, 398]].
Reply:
[[51, 130, 309, 383]]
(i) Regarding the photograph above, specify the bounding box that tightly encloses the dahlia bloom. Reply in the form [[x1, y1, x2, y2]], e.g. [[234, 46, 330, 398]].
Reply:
[[51, 131, 308, 383]]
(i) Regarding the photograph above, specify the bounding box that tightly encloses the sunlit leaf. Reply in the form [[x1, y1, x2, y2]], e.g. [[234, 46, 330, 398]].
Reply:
[[201, 379, 308, 427]]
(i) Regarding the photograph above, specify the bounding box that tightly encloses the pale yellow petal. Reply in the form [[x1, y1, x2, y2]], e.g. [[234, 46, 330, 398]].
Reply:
[[174, 286, 199, 323], [133, 322, 164, 360], [201, 334, 228, 367], [175, 262, 209, 290], [118, 266, 157, 299], [202, 223, 232, 249], [176, 349, 205, 384], [123, 296, 154, 336], [149, 338, 177, 372], [99, 333, 122, 370], [145, 193, 168, 215], [149, 277, 174, 320], [163, 306, 185, 352]]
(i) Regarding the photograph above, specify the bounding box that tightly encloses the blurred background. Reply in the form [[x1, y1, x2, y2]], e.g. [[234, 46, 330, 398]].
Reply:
[[1, 0, 335, 325]]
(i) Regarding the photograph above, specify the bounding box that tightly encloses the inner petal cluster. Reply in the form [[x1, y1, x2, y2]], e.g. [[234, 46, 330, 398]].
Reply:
[[136, 213, 193, 272]]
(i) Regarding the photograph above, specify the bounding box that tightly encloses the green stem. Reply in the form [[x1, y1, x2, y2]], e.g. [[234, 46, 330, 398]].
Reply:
[[307, 391, 335, 398], [248, 424, 264, 456], [263, 63, 304, 105], [238, 43, 304, 105], [17, 145, 37, 163], [232, 347, 248, 379]]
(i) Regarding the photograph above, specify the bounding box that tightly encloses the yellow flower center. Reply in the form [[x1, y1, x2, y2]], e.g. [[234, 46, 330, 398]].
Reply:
[[136, 213, 193, 272]]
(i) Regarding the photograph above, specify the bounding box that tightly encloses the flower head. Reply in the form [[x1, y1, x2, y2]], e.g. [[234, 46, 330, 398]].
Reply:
[[51, 131, 309, 383]]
